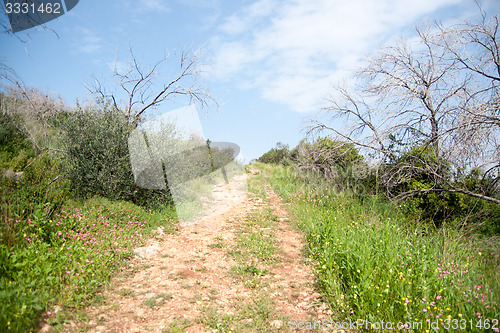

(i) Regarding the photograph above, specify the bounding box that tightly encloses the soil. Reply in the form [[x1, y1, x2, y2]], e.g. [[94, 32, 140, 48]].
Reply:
[[40, 169, 339, 332]]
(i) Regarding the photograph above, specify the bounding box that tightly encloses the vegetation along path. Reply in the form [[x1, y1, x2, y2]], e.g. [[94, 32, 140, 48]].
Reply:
[[41, 168, 334, 332]]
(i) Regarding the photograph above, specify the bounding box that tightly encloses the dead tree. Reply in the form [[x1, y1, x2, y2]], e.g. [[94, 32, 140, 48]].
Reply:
[[309, 11, 500, 205], [87, 47, 216, 125]]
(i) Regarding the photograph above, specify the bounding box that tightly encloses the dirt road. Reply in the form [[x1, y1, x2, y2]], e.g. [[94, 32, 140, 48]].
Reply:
[[52, 170, 334, 332]]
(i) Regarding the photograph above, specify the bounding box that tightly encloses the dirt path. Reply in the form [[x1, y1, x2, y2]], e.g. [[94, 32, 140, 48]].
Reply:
[[53, 170, 335, 332]]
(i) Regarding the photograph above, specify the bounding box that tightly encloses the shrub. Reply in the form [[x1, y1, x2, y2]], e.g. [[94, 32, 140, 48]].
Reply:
[[257, 142, 289, 164], [62, 104, 173, 209], [384, 144, 498, 226], [291, 137, 372, 194], [0, 109, 34, 170], [0, 154, 71, 247]]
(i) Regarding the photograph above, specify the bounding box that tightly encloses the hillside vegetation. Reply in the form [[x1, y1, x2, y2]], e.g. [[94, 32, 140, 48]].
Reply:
[[0, 91, 179, 331], [257, 162, 499, 331]]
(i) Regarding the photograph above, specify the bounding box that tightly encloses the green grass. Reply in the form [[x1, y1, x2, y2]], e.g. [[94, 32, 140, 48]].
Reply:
[[208, 236, 225, 249], [199, 293, 284, 332], [142, 293, 173, 310], [228, 207, 280, 288], [0, 194, 177, 332], [231, 208, 280, 263], [262, 163, 500, 332], [247, 168, 268, 200], [161, 318, 193, 332]]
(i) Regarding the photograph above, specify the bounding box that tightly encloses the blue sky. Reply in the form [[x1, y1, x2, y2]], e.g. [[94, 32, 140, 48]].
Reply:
[[0, 0, 497, 161]]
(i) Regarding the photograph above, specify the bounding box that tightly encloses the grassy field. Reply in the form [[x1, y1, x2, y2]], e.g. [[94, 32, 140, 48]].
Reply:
[[259, 163, 500, 332], [1, 195, 177, 332]]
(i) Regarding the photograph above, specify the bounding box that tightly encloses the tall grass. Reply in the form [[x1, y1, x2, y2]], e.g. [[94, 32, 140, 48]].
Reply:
[[262, 163, 500, 332]]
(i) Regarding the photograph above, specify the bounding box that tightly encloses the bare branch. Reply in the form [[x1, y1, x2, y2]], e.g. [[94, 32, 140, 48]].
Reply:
[[311, 10, 500, 205], [88, 47, 217, 124]]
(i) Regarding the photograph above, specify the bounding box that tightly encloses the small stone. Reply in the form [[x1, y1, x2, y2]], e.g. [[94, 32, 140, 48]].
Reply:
[[39, 324, 51, 332], [156, 227, 164, 235], [134, 246, 161, 259], [270, 320, 283, 328], [144, 292, 157, 300]]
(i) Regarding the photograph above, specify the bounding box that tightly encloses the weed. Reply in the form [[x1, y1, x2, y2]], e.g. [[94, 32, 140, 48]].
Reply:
[[265, 164, 500, 331], [142, 293, 173, 310]]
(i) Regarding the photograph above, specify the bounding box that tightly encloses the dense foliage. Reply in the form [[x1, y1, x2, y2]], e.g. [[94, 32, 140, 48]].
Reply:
[[62, 104, 173, 209], [0, 93, 179, 331], [256, 142, 289, 165], [258, 137, 500, 228]]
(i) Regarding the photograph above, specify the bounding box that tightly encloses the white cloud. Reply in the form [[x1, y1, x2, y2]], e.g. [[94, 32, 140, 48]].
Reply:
[[211, 0, 467, 112], [74, 27, 103, 54], [220, 0, 276, 35]]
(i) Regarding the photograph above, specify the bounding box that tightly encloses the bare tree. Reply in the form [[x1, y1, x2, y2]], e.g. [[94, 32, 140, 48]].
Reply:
[[1, 84, 66, 155], [309, 11, 500, 205], [87, 47, 216, 124], [439, 11, 500, 184], [0, 60, 18, 86]]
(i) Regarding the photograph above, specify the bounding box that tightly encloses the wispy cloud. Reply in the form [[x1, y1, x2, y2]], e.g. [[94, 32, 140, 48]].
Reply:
[[74, 27, 103, 54], [211, 0, 466, 112], [219, 0, 276, 35]]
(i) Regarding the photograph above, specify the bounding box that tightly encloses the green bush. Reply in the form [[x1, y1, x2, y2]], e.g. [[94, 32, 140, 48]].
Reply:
[[385, 144, 499, 226], [257, 142, 289, 164], [290, 137, 373, 195], [0, 110, 34, 170], [62, 105, 173, 209], [0, 154, 70, 247], [0, 111, 24, 155]]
